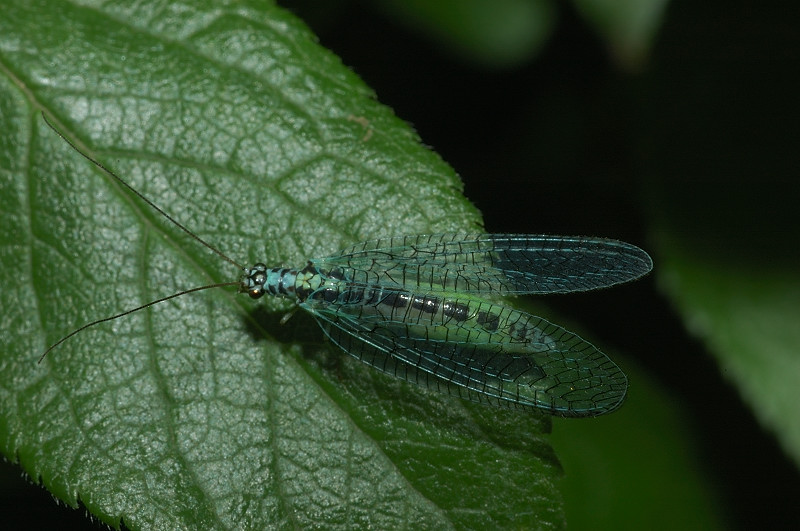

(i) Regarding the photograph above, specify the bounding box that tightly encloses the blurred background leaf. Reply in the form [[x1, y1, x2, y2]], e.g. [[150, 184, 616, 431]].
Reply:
[[2, 0, 799, 528], [372, 0, 557, 68]]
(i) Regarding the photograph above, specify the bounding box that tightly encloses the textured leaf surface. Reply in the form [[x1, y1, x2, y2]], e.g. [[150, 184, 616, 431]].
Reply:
[[0, 1, 565, 528]]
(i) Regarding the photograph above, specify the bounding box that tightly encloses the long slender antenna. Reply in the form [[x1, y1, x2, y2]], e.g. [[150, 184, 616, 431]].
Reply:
[[39, 112, 249, 362], [40, 112, 244, 270], [38, 282, 240, 364]]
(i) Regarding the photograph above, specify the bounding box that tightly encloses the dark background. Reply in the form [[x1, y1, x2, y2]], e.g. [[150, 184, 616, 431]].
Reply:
[[3, 0, 799, 528], [293, 1, 800, 529]]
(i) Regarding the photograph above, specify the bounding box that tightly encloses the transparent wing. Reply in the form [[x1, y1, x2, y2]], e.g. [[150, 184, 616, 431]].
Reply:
[[313, 233, 652, 295], [305, 296, 627, 417]]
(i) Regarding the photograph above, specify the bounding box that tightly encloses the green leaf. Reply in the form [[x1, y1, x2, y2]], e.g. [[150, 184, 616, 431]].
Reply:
[[0, 1, 567, 529]]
